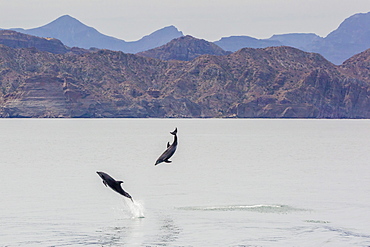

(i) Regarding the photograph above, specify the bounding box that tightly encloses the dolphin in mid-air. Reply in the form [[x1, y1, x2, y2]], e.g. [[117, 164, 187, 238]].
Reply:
[[96, 171, 133, 202], [155, 128, 178, 166]]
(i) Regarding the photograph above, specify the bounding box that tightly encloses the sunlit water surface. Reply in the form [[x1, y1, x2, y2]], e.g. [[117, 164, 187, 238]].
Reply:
[[1, 119, 370, 246]]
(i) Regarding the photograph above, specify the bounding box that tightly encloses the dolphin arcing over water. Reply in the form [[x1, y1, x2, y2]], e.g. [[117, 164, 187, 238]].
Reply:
[[155, 128, 178, 166], [96, 171, 133, 202]]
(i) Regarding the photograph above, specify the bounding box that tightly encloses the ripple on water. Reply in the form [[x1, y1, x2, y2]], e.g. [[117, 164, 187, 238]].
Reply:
[[177, 204, 309, 213]]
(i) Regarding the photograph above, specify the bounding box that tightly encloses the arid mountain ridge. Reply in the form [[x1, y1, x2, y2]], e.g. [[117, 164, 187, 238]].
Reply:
[[5, 12, 370, 64], [0, 30, 370, 118]]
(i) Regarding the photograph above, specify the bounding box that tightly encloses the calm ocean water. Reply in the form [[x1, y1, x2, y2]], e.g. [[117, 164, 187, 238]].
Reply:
[[1, 119, 370, 246]]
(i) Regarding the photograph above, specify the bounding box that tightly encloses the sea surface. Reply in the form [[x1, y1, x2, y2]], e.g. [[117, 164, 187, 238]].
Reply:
[[1, 119, 370, 247]]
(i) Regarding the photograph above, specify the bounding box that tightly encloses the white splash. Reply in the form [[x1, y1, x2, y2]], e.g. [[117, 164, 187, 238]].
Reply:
[[123, 199, 145, 218]]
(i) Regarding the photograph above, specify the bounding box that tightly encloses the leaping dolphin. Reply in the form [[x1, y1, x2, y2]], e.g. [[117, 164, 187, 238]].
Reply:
[[96, 171, 133, 202], [155, 128, 178, 166]]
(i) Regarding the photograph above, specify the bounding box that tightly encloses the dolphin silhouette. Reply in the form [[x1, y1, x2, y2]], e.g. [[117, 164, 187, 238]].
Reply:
[[155, 128, 178, 166], [96, 171, 133, 202]]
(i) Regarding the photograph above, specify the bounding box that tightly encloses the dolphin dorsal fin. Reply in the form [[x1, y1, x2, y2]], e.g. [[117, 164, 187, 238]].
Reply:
[[167, 142, 170, 148]]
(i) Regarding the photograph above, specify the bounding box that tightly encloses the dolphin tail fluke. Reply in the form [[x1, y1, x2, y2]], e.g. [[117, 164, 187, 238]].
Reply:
[[170, 128, 177, 135]]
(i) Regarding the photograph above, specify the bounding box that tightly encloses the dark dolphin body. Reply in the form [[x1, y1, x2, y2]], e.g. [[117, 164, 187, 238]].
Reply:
[[155, 128, 178, 166], [96, 171, 133, 202]]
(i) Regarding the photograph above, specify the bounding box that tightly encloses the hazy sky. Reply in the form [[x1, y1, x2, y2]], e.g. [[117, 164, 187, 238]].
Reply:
[[1, 0, 369, 41]]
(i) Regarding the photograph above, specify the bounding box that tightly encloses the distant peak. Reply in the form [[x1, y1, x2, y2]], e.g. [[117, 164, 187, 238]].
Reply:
[[144, 25, 184, 39], [163, 25, 179, 30], [59, 14, 74, 18], [49, 15, 84, 25], [37, 15, 95, 32], [55, 15, 78, 21], [154, 25, 182, 34]]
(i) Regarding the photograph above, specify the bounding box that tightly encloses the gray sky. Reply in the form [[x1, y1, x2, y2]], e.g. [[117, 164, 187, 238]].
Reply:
[[1, 0, 369, 41]]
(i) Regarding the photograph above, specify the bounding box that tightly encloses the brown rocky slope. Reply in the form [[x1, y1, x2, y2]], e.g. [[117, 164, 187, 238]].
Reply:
[[0, 30, 69, 54], [0, 44, 370, 118], [137, 35, 231, 61]]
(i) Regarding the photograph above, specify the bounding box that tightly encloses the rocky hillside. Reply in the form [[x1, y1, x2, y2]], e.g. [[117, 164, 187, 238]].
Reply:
[[0, 30, 93, 56], [137, 35, 231, 61], [0, 44, 370, 118], [340, 49, 370, 82], [0, 30, 69, 54]]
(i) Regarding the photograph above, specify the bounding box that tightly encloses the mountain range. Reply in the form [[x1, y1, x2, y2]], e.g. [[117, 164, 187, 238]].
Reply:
[[11, 15, 183, 54], [0, 39, 370, 118], [5, 12, 370, 64], [215, 12, 370, 65], [1, 13, 370, 118]]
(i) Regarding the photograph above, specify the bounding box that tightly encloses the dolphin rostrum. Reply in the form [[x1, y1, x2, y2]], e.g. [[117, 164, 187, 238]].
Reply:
[[96, 171, 133, 202], [155, 128, 178, 166]]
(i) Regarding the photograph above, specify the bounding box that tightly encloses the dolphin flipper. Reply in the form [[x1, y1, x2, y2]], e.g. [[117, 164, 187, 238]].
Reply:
[[164, 159, 172, 163], [167, 142, 170, 148], [103, 180, 108, 187]]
